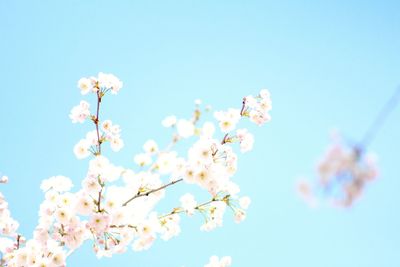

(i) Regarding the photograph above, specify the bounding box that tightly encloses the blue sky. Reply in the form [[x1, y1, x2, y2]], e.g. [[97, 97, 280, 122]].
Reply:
[[1, 1, 400, 266]]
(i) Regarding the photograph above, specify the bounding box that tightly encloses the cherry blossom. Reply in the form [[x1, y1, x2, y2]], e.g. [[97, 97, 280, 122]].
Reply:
[[73, 139, 91, 159], [177, 119, 195, 138], [0, 74, 272, 266], [40, 176, 73, 193], [143, 140, 159, 154], [0, 176, 8, 184], [162, 115, 177, 128], [241, 89, 272, 126], [180, 193, 197, 216], [236, 129, 254, 153], [298, 134, 378, 207], [214, 109, 241, 133], [69, 100, 90, 124], [204, 256, 232, 267], [77, 77, 93, 95]]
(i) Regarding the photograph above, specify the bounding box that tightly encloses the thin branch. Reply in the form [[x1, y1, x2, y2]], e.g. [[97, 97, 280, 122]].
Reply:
[[122, 178, 184, 207], [97, 187, 103, 212], [159, 196, 227, 219], [240, 97, 247, 116], [94, 90, 102, 155], [92, 88, 104, 212], [112, 196, 227, 230], [16, 234, 21, 249], [212, 133, 230, 157], [360, 86, 400, 148]]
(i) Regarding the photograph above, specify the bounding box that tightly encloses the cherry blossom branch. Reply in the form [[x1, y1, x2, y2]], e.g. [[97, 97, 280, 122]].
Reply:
[[112, 195, 228, 229], [123, 94, 264, 206], [160, 195, 228, 219], [124, 104, 240, 206], [122, 178, 184, 207], [93, 89, 103, 156], [0, 74, 269, 266], [360, 86, 400, 148], [92, 89, 105, 212], [124, 131, 232, 207], [148, 104, 205, 172]]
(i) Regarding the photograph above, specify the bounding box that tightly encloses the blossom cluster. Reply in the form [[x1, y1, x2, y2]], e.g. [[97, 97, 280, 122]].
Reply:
[[240, 89, 272, 125], [0, 175, 8, 184], [298, 135, 378, 207], [204, 256, 232, 267], [0, 178, 24, 266], [77, 72, 123, 95], [0, 192, 19, 242], [71, 73, 125, 159], [0, 73, 271, 266]]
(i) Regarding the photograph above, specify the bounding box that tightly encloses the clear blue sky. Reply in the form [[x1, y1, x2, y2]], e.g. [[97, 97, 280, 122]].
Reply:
[[1, 1, 400, 266]]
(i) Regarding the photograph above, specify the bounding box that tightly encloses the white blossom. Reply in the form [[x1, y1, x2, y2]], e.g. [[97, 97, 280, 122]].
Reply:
[[143, 140, 158, 154], [162, 115, 177, 127], [214, 108, 241, 133], [77, 77, 93, 95], [204, 256, 232, 267], [134, 153, 152, 167], [0, 75, 270, 267], [236, 128, 254, 153], [73, 139, 91, 159], [180, 193, 197, 215], [0, 175, 8, 184], [177, 119, 195, 138], [69, 101, 90, 123], [40, 176, 73, 192]]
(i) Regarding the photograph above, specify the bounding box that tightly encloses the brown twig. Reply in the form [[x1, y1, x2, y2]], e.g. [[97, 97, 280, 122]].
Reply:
[[159, 195, 228, 219], [92, 88, 104, 212], [16, 234, 21, 249], [94, 90, 102, 155], [240, 97, 247, 116], [97, 187, 103, 212], [122, 178, 184, 207]]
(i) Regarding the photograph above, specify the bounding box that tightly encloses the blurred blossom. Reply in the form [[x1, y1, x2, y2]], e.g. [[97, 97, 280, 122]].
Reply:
[[298, 134, 378, 208], [204, 256, 232, 267]]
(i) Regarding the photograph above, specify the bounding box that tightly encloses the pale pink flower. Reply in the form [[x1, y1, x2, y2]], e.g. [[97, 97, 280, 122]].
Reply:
[[89, 213, 110, 234], [110, 137, 124, 152], [69, 101, 90, 123], [143, 140, 158, 154], [204, 256, 232, 267], [161, 115, 177, 127], [97, 72, 123, 94], [180, 193, 197, 215], [214, 109, 241, 133], [134, 153, 152, 167], [0, 175, 8, 184], [77, 77, 93, 95], [40, 176, 73, 192], [238, 196, 251, 209], [177, 119, 195, 138], [73, 139, 91, 159], [236, 128, 254, 152], [160, 214, 181, 240]]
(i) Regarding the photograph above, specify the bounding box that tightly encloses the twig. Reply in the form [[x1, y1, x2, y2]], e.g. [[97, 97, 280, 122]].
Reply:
[[94, 90, 102, 155], [159, 196, 227, 219], [360, 86, 400, 147], [122, 178, 183, 207], [240, 97, 247, 116]]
